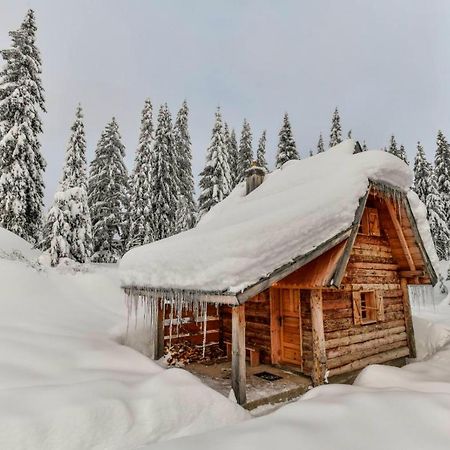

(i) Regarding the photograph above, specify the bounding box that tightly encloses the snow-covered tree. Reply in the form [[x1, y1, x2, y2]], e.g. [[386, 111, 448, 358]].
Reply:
[[434, 130, 450, 224], [329, 107, 342, 148], [276, 113, 298, 168], [426, 171, 450, 260], [362, 141, 368, 152], [227, 128, 239, 188], [0, 9, 46, 243], [150, 104, 179, 240], [347, 129, 352, 139], [173, 100, 196, 232], [256, 130, 268, 170], [238, 119, 253, 181], [398, 144, 408, 164], [413, 142, 432, 204], [387, 135, 399, 157], [198, 108, 231, 218], [317, 133, 325, 153], [88, 118, 129, 262], [43, 105, 92, 266], [128, 98, 154, 249]]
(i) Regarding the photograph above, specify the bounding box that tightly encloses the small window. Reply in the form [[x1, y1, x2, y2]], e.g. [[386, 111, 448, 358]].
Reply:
[[353, 290, 384, 325], [359, 208, 381, 236]]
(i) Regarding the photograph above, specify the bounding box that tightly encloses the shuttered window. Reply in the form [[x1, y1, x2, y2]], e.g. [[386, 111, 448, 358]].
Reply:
[[353, 290, 384, 325]]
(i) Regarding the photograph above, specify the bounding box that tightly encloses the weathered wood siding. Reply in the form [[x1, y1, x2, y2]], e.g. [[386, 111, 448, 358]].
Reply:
[[220, 291, 272, 364]]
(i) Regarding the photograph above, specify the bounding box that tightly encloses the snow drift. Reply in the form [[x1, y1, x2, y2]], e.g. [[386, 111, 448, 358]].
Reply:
[[120, 140, 438, 293]]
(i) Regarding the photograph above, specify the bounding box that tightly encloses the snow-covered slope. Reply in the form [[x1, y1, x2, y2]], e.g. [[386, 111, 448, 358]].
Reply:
[[0, 229, 248, 449], [120, 140, 419, 293]]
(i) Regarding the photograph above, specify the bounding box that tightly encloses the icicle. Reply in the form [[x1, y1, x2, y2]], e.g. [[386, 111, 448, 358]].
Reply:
[[202, 303, 208, 358]]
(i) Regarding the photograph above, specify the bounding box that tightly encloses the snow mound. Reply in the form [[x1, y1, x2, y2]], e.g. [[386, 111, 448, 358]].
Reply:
[[121, 140, 414, 293], [0, 228, 248, 449], [0, 226, 40, 263]]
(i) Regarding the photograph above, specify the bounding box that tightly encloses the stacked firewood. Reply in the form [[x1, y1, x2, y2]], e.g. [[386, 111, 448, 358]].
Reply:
[[165, 341, 224, 366]]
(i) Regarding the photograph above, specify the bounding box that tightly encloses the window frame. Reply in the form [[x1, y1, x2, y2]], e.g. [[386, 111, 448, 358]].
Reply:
[[353, 290, 384, 325]]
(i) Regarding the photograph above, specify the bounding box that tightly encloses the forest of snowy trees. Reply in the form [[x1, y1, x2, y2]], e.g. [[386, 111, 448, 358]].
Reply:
[[1, 10, 450, 267]]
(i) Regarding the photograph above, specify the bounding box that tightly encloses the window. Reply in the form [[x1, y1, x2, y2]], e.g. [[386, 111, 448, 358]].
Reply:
[[359, 207, 381, 236], [353, 290, 384, 325]]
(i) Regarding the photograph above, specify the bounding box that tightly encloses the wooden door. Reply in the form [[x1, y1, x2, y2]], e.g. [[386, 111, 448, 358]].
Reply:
[[280, 289, 302, 366]]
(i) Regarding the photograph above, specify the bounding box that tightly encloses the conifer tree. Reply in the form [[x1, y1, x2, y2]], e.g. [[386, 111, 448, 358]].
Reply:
[[198, 108, 231, 219], [173, 100, 196, 232], [398, 144, 408, 164], [238, 119, 253, 180], [128, 99, 154, 249], [413, 142, 432, 205], [426, 172, 450, 260], [227, 128, 239, 188], [0, 10, 46, 243], [347, 129, 352, 139], [387, 135, 399, 158], [88, 118, 129, 262], [317, 133, 325, 153], [434, 130, 450, 224], [256, 130, 268, 170], [362, 141, 368, 152], [43, 105, 92, 265], [276, 113, 298, 168], [150, 104, 179, 240], [329, 107, 342, 148]]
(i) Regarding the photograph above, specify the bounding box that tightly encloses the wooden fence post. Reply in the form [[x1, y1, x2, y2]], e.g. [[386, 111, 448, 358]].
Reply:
[[310, 289, 327, 385], [154, 300, 165, 359], [232, 304, 246, 405], [400, 278, 417, 358]]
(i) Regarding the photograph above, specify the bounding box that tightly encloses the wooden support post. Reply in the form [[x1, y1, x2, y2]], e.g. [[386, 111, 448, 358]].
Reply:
[[231, 304, 246, 405], [310, 289, 327, 386], [400, 278, 417, 358], [154, 301, 165, 359]]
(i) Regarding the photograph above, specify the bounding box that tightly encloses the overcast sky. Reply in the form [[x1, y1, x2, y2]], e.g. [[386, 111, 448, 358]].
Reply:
[[1, 0, 450, 204]]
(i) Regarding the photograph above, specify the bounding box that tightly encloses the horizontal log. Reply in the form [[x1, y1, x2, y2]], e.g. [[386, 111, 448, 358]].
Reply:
[[328, 347, 410, 377], [347, 262, 399, 271], [323, 308, 353, 320], [324, 319, 406, 340], [325, 326, 406, 349]]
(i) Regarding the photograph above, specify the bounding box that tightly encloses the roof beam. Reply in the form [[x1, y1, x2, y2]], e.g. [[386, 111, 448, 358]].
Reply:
[[385, 199, 416, 271]]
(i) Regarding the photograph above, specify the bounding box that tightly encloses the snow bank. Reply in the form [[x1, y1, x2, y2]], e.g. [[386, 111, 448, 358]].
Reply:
[[121, 140, 413, 293], [0, 230, 248, 449]]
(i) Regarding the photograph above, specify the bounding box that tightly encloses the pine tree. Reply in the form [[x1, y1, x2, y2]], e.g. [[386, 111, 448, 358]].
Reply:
[[228, 128, 239, 188], [150, 104, 179, 240], [128, 99, 154, 249], [43, 105, 92, 265], [387, 135, 399, 157], [256, 130, 268, 170], [0, 9, 46, 243], [413, 142, 432, 204], [362, 141, 368, 152], [198, 108, 231, 219], [347, 129, 352, 139], [238, 119, 253, 180], [317, 133, 325, 153], [173, 100, 196, 232], [434, 130, 450, 224], [398, 144, 408, 164], [329, 107, 342, 148], [276, 113, 298, 168], [88, 118, 129, 262], [426, 171, 450, 260]]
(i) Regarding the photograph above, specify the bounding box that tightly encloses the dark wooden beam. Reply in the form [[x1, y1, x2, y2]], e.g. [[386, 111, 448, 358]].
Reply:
[[400, 278, 417, 358], [231, 305, 246, 405]]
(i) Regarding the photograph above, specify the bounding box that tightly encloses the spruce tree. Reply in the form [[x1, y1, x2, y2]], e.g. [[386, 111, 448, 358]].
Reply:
[[43, 105, 92, 265], [434, 130, 450, 224], [228, 128, 239, 188], [398, 144, 408, 164], [198, 108, 231, 219], [276, 113, 298, 168], [362, 141, 368, 152], [150, 104, 179, 240], [426, 171, 450, 260], [413, 142, 432, 205], [238, 119, 253, 181], [387, 135, 399, 158], [128, 99, 154, 249], [88, 118, 129, 262], [329, 107, 342, 148], [256, 130, 268, 170], [0, 9, 46, 243], [317, 133, 325, 153], [347, 129, 352, 139], [173, 100, 196, 232]]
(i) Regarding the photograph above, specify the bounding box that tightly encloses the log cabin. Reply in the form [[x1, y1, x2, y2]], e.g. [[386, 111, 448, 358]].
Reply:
[[120, 140, 438, 405]]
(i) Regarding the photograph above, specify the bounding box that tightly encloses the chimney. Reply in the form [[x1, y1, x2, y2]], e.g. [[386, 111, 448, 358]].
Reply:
[[245, 161, 266, 195]]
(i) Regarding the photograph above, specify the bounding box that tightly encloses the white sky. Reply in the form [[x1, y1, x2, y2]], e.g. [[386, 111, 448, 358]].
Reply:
[[1, 0, 450, 204]]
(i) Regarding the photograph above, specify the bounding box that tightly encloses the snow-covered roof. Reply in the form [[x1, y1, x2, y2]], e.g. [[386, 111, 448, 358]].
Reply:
[[120, 140, 438, 295]]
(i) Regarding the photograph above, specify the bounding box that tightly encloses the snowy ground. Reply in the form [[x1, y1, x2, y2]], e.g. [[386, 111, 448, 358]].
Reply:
[[1, 227, 450, 449]]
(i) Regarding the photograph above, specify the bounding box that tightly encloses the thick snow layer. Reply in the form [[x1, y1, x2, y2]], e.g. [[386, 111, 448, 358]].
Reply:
[[147, 304, 450, 450], [121, 140, 414, 293], [0, 230, 248, 449]]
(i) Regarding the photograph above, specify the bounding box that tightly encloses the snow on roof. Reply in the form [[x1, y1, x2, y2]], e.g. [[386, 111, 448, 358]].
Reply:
[[120, 140, 431, 294]]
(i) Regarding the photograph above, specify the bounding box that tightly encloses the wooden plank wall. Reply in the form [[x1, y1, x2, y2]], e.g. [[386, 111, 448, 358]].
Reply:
[[163, 303, 220, 346], [220, 291, 272, 363]]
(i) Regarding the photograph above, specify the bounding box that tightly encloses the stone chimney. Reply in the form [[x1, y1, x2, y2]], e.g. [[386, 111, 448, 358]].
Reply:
[[245, 161, 266, 195]]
